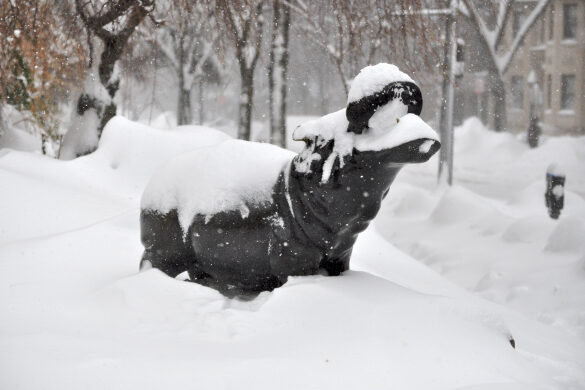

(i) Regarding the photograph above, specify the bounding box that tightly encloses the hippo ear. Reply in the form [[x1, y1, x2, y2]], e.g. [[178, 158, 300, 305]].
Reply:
[[403, 82, 423, 116], [346, 81, 423, 134], [293, 135, 316, 146]]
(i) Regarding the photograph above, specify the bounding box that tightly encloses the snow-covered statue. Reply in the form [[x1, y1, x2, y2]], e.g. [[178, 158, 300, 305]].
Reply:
[[140, 63, 440, 296]]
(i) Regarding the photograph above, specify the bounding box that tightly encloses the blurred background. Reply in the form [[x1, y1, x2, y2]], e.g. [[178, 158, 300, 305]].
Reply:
[[1, 0, 582, 159]]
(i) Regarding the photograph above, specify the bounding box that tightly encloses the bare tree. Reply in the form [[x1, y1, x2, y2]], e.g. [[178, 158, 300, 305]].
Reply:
[[267, 0, 291, 147], [216, 0, 264, 140], [461, 0, 552, 131], [65, 0, 154, 156], [149, 0, 222, 125], [292, 0, 431, 95], [0, 0, 85, 153]]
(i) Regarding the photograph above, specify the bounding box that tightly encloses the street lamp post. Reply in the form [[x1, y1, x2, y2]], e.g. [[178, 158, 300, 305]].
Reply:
[[393, 1, 460, 186], [438, 0, 459, 186]]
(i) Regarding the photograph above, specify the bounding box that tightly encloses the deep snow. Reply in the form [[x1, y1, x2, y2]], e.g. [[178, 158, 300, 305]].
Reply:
[[1, 116, 584, 389]]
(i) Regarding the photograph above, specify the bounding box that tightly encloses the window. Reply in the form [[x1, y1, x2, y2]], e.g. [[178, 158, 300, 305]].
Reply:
[[540, 18, 546, 43], [549, 5, 555, 40], [563, 3, 578, 40], [511, 76, 524, 109], [546, 74, 552, 109], [561, 74, 575, 110]]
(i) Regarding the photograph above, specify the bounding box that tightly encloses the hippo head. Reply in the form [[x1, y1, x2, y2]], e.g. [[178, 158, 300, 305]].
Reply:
[[292, 64, 440, 183]]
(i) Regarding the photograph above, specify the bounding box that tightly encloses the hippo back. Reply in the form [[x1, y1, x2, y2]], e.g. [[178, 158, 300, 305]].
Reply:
[[141, 139, 295, 234]]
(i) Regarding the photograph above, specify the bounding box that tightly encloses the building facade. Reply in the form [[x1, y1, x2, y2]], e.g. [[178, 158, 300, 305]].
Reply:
[[506, 0, 585, 134]]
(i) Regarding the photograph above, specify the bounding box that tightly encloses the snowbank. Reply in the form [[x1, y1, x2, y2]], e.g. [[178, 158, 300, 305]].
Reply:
[[0, 126, 40, 153], [376, 116, 585, 342], [86, 116, 230, 196], [0, 105, 41, 153], [1, 116, 584, 389], [0, 117, 229, 244]]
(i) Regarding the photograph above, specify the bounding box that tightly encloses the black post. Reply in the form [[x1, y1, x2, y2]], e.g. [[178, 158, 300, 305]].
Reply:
[[545, 165, 565, 219]]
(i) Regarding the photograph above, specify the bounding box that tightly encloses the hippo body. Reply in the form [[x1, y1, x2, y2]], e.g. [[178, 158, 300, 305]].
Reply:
[[140, 136, 438, 296], [140, 64, 440, 296]]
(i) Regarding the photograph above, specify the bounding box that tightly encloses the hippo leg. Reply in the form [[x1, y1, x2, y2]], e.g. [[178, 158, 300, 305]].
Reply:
[[319, 250, 352, 276], [140, 250, 189, 278], [140, 209, 193, 278]]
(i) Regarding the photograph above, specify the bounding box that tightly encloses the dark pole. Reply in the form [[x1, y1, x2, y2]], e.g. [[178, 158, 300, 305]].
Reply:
[[438, 0, 457, 186]]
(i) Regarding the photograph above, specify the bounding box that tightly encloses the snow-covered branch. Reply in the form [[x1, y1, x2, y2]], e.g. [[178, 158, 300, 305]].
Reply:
[[498, 0, 550, 73], [462, 0, 551, 76], [494, 0, 512, 50]]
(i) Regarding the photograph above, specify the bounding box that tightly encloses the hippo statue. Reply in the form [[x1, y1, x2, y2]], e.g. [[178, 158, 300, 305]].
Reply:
[[139, 63, 440, 296]]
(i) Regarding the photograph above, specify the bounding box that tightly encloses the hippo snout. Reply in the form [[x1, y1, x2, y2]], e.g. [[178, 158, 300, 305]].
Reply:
[[384, 138, 441, 164]]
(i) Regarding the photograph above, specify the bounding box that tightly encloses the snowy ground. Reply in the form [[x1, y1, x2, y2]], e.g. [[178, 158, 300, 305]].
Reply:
[[1, 116, 584, 389]]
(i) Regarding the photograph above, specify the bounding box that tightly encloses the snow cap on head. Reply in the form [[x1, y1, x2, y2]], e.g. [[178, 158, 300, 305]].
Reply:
[[346, 63, 422, 134], [347, 63, 415, 104], [547, 163, 565, 177]]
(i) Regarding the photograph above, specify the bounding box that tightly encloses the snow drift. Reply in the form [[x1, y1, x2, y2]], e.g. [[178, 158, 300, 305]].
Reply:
[[1, 115, 584, 389]]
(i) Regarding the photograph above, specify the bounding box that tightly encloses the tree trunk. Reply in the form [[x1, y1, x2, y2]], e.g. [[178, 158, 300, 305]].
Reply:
[[472, 45, 507, 132], [238, 70, 254, 140], [438, 9, 453, 183], [491, 74, 507, 132], [67, 1, 150, 158], [72, 36, 124, 152], [0, 104, 5, 139], [198, 78, 205, 125], [96, 37, 124, 138], [177, 51, 192, 127], [177, 88, 192, 126], [268, 0, 290, 148]]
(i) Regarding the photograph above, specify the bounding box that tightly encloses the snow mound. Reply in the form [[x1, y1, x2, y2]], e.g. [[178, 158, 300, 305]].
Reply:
[[347, 63, 415, 103], [78, 116, 231, 199], [0, 117, 231, 244], [2, 115, 585, 389], [430, 186, 495, 225], [545, 217, 585, 253], [0, 125, 40, 153], [142, 140, 295, 231], [502, 216, 553, 244], [0, 105, 42, 153], [94, 117, 230, 176]]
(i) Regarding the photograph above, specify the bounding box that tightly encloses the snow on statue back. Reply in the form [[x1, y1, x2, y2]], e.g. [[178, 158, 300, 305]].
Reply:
[[141, 141, 294, 233], [139, 63, 440, 296]]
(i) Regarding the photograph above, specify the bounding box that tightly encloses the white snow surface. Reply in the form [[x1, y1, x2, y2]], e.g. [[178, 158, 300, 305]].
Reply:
[[1, 116, 585, 389], [547, 162, 565, 176], [142, 140, 294, 232], [347, 63, 415, 103]]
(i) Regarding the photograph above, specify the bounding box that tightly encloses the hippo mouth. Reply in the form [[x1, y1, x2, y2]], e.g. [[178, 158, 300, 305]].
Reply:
[[370, 137, 441, 164], [353, 113, 440, 163]]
